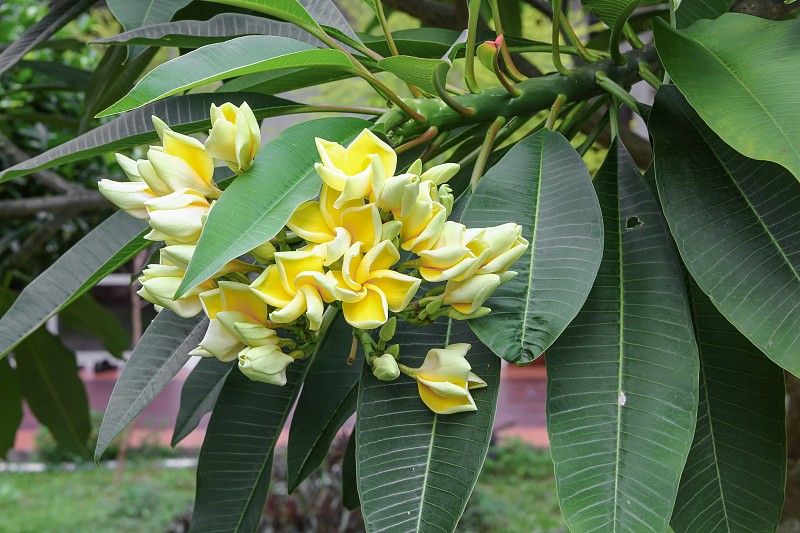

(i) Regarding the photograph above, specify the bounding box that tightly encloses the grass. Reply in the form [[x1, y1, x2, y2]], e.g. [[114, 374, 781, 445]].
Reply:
[[0, 439, 563, 533], [0, 462, 196, 533]]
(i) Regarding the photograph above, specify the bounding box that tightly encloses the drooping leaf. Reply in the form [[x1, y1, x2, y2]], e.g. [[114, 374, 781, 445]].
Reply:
[[650, 86, 800, 375], [204, 0, 361, 45], [171, 357, 234, 447], [357, 319, 500, 532], [15, 330, 91, 458], [675, 0, 733, 28], [60, 293, 131, 359], [287, 314, 362, 492], [98, 36, 353, 117], [654, 15, 800, 179], [671, 279, 786, 533], [341, 429, 359, 511], [0, 212, 148, 359], [177, 117, 372, 297], [94, 13, 323, 49], [0, 0, 94, 76], [361, 28, 466, 58], [80, 46, 158, 133], [95, 312, 207, 461], [461, 129, 603, 364], [0, 357, 22, 458], [0, 93, 305, 182], [190, 346, 315, 532], [107, 0, 192, 59], [546, 140, 699, 532]]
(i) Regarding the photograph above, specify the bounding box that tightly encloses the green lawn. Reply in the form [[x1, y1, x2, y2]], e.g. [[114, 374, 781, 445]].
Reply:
[[0, 440, 564, 533]]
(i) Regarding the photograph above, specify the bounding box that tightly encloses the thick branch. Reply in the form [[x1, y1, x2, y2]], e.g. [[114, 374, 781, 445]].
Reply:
[[0, 132, 79, 194], [0, 191, 109, 218], [392, 45, 658, 136]]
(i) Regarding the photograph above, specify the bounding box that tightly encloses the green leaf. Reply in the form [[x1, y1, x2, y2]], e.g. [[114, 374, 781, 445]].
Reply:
[[546, 140, 699, 532], [654, 15, 800, 179], [583, 0, 660, 33], [0, 212, 149, 359], [0, 0, 94, 76], [60, 294, 131, 359], [377, 29, 466, 95], [80, 46, 158, 133], [94, 13, 323, 49], [171, 357, 234, 447], [361, 28, 466, 58], [190, 352, 312, 532], [15, 60, 91, 91], [107, 0, 192, 59], [217, 67, 360, 95], [0, 357, 22, 458], [205, 0, 361, 45], [356, 319, 500, 532], [287, 314, 362, 492], [650, 86, 800, 375], [671, 279, 786, 533], [15, 330, 91, 458], [341, 429, 359, 511], [461, 129, 603, 364], [675, 0, 732, 28], [177, 116, 372, 298], [98, 36, 353, 117], [95, 312, 207, 462], [0, 93, 305, 182]]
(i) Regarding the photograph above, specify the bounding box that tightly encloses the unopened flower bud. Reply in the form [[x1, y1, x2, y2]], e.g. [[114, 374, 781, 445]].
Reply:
[[205, 102, 261, 173], [385, 343, 400, 358], [381, 220, 403, 243], [420, 163, 460, 186], [250, 241, 276, 262], [379, 317, 397, 342], [238, 344, 294, 386], [425, 299, 442, 315], [372, 353, 400, 381], [437, 184, 454, 216], [498, 271, 518, 284]]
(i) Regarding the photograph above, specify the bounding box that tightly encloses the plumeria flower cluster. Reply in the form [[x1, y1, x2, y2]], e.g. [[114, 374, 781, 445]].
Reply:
[[99, 102, 528, 415]]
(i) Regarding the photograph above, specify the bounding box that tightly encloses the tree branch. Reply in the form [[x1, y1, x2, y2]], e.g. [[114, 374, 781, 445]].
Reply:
[[0, 132, 79, 194], [0, 191, 109, 218]]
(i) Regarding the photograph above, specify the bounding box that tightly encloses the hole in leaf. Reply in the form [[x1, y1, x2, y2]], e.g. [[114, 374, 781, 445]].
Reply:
[[625, 216, 644, 230]]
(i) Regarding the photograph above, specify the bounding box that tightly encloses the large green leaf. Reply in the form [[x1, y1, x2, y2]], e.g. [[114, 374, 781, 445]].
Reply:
[[0, 93, 304, 182], [95, 312, 208, 462], [190, 350, 314, 532], [671, 279, 786, 533], [60, 294, 131, 359], [583, 0, 660, 33], [341, 429, 359, 511], [356, 319, 500, 532], [654, 15, 800, 179], [171, 357, 234, 447], [361, 28, 465, 58], [99, 36, 353, 117], [546, 140, 699, 532], [287, 314, 362, 492], [0, 212, 148, 359], [15, 330, 91, 457], [94, 13, 322, 49], [205, 0, 361, 45], [650, 86, 800, 375], [107, 0, 192, 59], [0, 0, 94, 76], [0, 357, 22, 458], [377, 30, 466, 95], [461, 129, 603, 365], [177, 117, 372, 297], [675, 0, 732, 28], [217, 67, 360, 96]]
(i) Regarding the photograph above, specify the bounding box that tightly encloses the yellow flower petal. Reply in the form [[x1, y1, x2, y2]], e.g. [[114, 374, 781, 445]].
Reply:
[[316, 138, 347, 174], [287, 200, 335, 243], [269, 290, 307, 324], [364, 271, 420, 312], [341, 203, 381, 250], [162, 128, 214, 184], [199, 288, 223, 318], [197, 318, 243, 362], [417, 381, 477, 414], [339, 242, 364, 291], [250, 265, 293, 307], [356, 240, 399, 281], [342, 288, 388, 329], [219, 281, 267, 323], [345, 129, 396, 177], [275, 251, 325, 293], [299, 285, 325, 330]]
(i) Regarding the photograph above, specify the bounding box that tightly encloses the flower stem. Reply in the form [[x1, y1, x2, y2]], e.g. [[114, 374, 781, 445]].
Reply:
[[546, 94, 568, 130], [551, 0, 570, 75], [395, 127, 438, 154], [470, 116, 506, 188], [465, 0, 482, 93]]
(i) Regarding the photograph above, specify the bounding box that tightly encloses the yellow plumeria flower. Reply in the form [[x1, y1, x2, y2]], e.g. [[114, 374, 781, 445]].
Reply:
[[405, 343, 487, 414], [315, 129, 396, 208], [205, 102, 261, 173], [466, 223, 528, 274], [417, 221, 490, 282], [442, 273, 501, 316], [239, 343, 294, 386], [147, 117, 219, 198], [250, 251, 337, 330], [287, 185, 381, 265], [143, 188, 210, 244], [331, 241, 421, 329], [97, 177, 156, 219], [399, 181, 447, 253], [190, 281, 270, 362]]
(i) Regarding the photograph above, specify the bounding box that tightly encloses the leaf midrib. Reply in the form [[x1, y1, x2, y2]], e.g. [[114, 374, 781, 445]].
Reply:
[[612, 165, 625, 532]]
